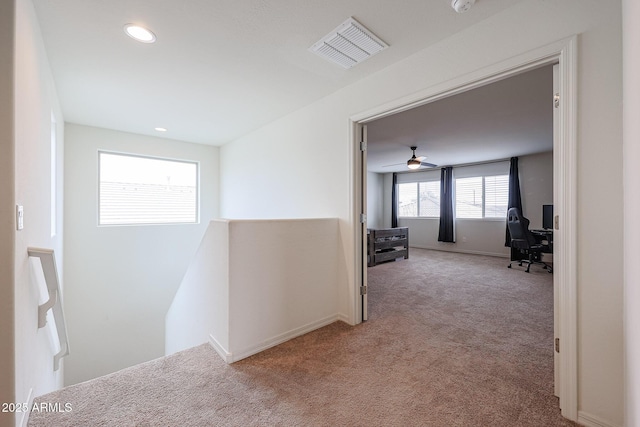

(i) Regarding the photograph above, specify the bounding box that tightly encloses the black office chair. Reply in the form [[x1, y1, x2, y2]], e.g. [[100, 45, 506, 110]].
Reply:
[[507, 207, 552, 273]]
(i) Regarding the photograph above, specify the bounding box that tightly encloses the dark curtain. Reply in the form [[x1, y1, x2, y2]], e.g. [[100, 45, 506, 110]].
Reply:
[[505, 157, 524, 258], [438, 167, 455, 242], [391, 173, 398, 228]]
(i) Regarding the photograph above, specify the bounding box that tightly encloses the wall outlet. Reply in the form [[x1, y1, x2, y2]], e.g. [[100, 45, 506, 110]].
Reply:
[[16, 205, 24, 230], [462, 236, 467, 243]]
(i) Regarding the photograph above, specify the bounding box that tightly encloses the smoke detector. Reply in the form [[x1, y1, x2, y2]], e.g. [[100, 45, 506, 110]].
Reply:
[[451, 0, 476, 13], [309, 17, 388, 69]]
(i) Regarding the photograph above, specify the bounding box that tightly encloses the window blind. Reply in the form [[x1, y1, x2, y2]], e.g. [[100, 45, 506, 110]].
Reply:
[[418, 181, 440, 217], [398, 182, 418, 217], [484, 175, 509, 218], [398, 180, 441, 218], [99, 152, 198, 225], [455, 176, 483, 218], [455, 174, 509, 219]]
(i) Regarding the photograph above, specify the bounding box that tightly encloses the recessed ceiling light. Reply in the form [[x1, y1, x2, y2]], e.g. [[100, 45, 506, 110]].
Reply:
[[124, 24, 156, 43], [154, 127, 167, 132]]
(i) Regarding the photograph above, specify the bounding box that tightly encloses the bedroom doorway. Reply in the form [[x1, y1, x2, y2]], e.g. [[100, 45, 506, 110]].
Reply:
[[351, 37, 577, 421]]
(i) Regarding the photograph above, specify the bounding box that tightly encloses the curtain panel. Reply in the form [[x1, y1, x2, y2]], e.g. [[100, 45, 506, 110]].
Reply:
[[391, 172, 398, 228], [505, 156, 523, 246], [438, 166, 455, 242]]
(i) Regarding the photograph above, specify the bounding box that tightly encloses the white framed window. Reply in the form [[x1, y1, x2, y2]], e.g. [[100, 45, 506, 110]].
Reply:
[[98, 151, 199, 226], [455, 174, 508, 219], [398, 180, 440, 218]]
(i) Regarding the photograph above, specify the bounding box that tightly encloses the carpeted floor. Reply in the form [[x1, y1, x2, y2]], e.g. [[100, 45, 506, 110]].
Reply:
[[29, 249, 576, 426]]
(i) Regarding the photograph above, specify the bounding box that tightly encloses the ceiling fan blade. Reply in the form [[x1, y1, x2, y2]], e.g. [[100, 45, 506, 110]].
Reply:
[[381, 162, 406, 168], [420, 162, 438, 168]]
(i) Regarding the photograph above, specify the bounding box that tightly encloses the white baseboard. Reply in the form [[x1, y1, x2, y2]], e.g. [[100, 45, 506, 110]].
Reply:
[[208, 334, 233, 364], [409, 245, 554, 264], [335, 313, 351, 325], [210, 314, 345, 364], [578, 411, 620, 427], [410, 244, 510, 258]]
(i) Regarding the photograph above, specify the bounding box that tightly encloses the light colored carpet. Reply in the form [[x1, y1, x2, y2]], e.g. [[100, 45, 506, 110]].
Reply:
[[29, 249, 576, 426]]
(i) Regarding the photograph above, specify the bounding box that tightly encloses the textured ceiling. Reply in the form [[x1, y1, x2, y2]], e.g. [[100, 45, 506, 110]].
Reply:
[[367, 64, 554, 172], [32, 0, 522, 145]]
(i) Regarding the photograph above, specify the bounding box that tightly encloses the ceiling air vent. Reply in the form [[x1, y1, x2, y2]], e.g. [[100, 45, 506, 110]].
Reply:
[[309, 17, 388, 69]]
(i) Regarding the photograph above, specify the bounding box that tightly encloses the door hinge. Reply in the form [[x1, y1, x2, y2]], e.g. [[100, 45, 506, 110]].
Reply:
[[360, 285, 368, 295], [555, 337, 560, 353], [554, 93, 560, 108], [360, 213, 367, 224], [554, 215, 560, 230], [360, 141, 367, 151]]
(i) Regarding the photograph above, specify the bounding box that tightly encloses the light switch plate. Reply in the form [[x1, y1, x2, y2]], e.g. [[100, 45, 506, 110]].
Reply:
[[16, 205, 23, 230]]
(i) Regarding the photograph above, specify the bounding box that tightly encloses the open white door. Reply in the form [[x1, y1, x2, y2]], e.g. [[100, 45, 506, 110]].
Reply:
[[350, 38, 577, 420], [552, 63, 560, 398], [359, 124, 368, 321]]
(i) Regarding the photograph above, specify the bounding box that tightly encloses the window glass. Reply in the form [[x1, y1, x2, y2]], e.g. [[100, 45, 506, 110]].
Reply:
[[397, 173, 507, 220], [398, 181, 440, 218], [398, 182, 418, 217], [455, 174, 509, 219], [99, 152, 198, 225], [484, 175, 509, 218], [418, 181, 440, 217], [455, 176, 483, 218]]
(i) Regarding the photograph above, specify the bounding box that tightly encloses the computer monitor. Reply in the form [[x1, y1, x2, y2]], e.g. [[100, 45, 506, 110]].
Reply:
[[542, 204, 553, 230]]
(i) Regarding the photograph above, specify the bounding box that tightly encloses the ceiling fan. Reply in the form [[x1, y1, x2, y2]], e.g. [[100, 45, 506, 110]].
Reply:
[[379, 146, 434, 171], [381, 146, 437, 170], [406, 146, 437, 170]]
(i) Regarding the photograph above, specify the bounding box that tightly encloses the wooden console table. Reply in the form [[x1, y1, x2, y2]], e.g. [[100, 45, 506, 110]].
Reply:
[[367, 227, 409, 267]]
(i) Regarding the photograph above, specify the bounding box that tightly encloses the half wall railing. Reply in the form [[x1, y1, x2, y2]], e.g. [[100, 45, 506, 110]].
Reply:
[[28, 247, 70, 371]]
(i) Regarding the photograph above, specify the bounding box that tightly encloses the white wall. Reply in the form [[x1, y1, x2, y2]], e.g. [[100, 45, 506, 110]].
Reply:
[[366, 172, 384, 230], [166, 218, 341, 363], [12, 2, 66, 426], [166, 220, 230, 355], [227, 218, 341, 359], [382, 173, 394, 228], [0, 2, 16, 426], [623, 0, 640, 425], [519, 152, 554, 228], [220, 1, 623, 424], [64, 124, 219, 385]]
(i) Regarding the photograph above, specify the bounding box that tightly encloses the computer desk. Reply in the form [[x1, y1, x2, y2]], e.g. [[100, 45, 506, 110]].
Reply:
[[531, 229, 553, 253]]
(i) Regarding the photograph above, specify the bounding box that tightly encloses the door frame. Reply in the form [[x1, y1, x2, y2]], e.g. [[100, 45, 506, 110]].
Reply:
[[350, 36, 578, 421]]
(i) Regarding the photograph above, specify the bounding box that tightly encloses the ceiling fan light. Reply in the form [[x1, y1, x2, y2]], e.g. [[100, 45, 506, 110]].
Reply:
[[407, 159, 421, 169]]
